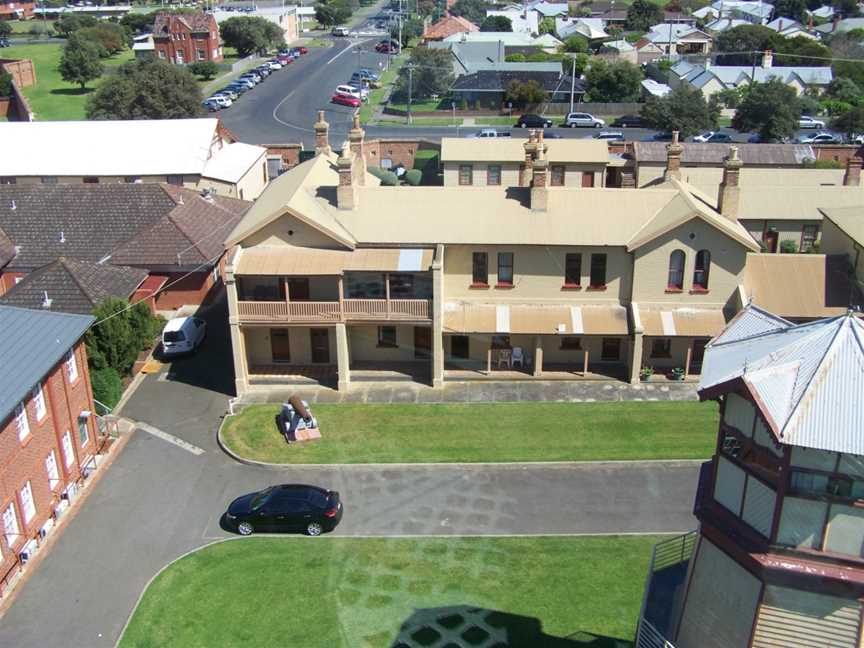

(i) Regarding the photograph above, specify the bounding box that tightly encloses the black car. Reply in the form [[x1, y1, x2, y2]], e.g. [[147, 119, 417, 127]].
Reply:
[[226, 484, 343, 536], [515, 113, 553, 129], [611, 114, 644, 128]]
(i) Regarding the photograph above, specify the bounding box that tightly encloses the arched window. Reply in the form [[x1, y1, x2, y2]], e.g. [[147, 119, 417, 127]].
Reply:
[[694, 250, 711, 290], [667, 250, 685, 290]]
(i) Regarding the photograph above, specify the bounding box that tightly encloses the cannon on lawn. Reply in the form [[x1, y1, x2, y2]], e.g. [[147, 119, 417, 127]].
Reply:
[[278, 395, 321, 443]]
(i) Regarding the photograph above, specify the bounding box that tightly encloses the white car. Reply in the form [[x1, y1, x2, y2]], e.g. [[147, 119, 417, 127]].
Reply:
[[799, 131, 841, 144], [265, 60, 282, 70], [161, 317, 207, 357], [206, 95, 232, 108], [592, 131, 624, 141], [799, 115, 826, 129], [335, 84, 368, 101], [563, 112, 605, 128]]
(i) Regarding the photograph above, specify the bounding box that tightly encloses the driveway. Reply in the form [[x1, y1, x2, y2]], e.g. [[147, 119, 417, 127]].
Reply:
[[0, 297, 701, 647]]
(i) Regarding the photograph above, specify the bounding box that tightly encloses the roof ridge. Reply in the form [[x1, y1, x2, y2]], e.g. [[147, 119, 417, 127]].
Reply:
[[57, 256, 103, 306]]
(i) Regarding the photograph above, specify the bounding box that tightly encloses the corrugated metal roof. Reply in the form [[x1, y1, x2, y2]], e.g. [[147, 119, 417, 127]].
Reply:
[[634, 142, 816, 165], [639, 306, 727, 337], [699, 306, 864, 454], [822, 206, 864, 247], [0, 305, 94, 426], [711, 304, 791, 345]]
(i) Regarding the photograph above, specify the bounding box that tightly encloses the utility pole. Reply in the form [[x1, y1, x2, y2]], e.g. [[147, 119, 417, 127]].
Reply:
[[398, 0, 403, 58], [569, 56, 576, 113], [407, 63, 414, 125]]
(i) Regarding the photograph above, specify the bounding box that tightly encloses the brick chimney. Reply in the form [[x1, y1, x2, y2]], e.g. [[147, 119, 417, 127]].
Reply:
[[314, 110, 331, 156], [336, 150, 356, 210], [531, 147, 549, 212], [832, 14, 840, 32], [761, 50, 773, 69], [717, 146, 743, 220], [844, 156, 862, 186], [664, 131, 683, 180], [348, 113, 366, 185], [520, 130, 537, 187]]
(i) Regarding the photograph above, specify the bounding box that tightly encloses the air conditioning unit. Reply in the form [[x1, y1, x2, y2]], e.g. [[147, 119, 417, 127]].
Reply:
[[40, 518, 54, 538], [60, 492, 69, 501], [18, 550, 30, 564]]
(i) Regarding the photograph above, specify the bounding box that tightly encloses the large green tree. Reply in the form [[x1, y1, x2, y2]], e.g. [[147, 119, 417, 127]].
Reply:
[[0, 22, 12, 38], [563, 35, 588, 53], [220, 16, 285, 56], [481, 15, 512, 32], [732, 80, 801, 142], [392, 15, 424, 46], [86, 299, 162, 377], [833, 105, 864, 137], [394, 46, 454, 101], [449, 0, 487, 26], [772, 0, 808, 22], [774, 36, 831, 67], [76, 23, 127, 56], [120, 10, 159, 35], [626, 0, 664, 31], [86, 59, 201, 119], [58, 34, 104, 89], [315, 0, 352, 26], [538, 16, 556, 35], [715, 25, 781, 65], [584, 59, 643, 102], [54, 13, 98, 38], [829, 30, 864, 88], [640, 84, 718, 137], [505, 79, 546, 107]]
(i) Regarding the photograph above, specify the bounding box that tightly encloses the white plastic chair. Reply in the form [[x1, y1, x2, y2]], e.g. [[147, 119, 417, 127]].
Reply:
[[511, 347, 524, 368], [497, 349, 511, 369]]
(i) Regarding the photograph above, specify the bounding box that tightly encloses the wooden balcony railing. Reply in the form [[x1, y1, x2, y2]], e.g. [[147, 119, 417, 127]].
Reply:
[[237, 299, 431, 323]]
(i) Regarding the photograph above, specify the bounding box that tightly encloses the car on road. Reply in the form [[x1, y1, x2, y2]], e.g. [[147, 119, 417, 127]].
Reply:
[[693, 131, 733, 143], [332, 26, 350, 36], [264, 60, 282, 70], [238, 73, 260, 86], [206, 95, 232, 108], [591, 131, 624, 141], [202, 98, 223, 111], [611, 114, 644, 128], [331, 93, 361, 107], [254, 65, 271, 77], [225, 484, 343, 536], [359, 67, 380, 81], [227, 80, 252, 92], [336, 84, 367, 101], [563, 112, 605, 128], [515, 113, 553, 128], [216, 88, 238, 100], [161, 316, 206, 357], [351, 72, 380, 88], [375, 41, 399, 53], [799, 131, 842, 144], [277, 52, 295, 64], [799, 115, 826, 129], [297, 46, 308, 55], [468, 128, 511, 138]]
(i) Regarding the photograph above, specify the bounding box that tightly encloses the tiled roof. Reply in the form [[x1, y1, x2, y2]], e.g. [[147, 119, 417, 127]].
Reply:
[[452, 70, 581, 93], [633, 142, 816, 165], [423, 14, 478, 40], [0, 258, 147, 315], [0, 305, 94, 427], [153, 11, 216, 35]]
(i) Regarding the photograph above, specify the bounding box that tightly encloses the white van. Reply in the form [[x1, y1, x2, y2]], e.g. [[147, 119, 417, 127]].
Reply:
[[161, 316, 207, 357], [335, 84, 368, 101], [332, 26, 350, 36]]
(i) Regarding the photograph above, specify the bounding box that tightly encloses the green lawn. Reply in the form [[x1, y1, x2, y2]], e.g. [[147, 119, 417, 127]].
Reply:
[[475, 116, 519, 126], [221, 401, 718, 464], [413, 148, 441, 185], [2, 43, 135, 120], [119, 535, 658, 648], [6, 19, 55, 35]]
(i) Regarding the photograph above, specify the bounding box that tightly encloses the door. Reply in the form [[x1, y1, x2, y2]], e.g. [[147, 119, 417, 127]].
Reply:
[[451, 335, 469, 359], [414, 326, 431, 359], [690, 339, 708, 372], [763, 230, 778, 253], [581, 172, 595, 188], [270, 328, 291, 363], [270, 495, 307, 532], [310, 328, 330, 363], [287, 278, 310, 301]]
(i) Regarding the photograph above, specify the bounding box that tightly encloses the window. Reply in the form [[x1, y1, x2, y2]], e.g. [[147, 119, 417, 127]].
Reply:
[[197, 49, 205, 60], [459, 165, 473, 186], [560, 336, 582, 350], [41, 176, 57, 184], [801, 224, 819, 252], [589, 254, 607, 288], [581, 171, 594, 188], [486, 165, 501, 186], [2, 502, 19, 539], [15, 402, 30, 442], [667, 250, 685, 291], [497, 252, 514, 286], [78, 415, 89, 446], [32, 384, 46, 422], [550, 165, 565, 186], [472, 252, 488, 286], [693, 250, 711, 290], [45, 451, 60, 487], [19, 482, 35, 524], [82, 177, 99, 184], [564, 253, 582, 287], [158, 50, 166, 59], [0, 177, 16, 185], [65, 350, 78, 383], [601, 338, 621, 361], [377, 326, 397, 348], [650, 338, 672, 358], [62, 431, 74, 468], [167, 174, 184, 186]]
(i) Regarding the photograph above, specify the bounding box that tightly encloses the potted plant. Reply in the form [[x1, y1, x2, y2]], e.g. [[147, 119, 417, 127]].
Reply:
[[639, 366, 653, 382], [671, 367, 686, 381]]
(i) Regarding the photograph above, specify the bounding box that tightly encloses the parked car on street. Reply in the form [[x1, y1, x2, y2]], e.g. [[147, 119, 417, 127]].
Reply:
[[297, 46, 308, 55], [254, 65, 271, 77], [217, 88, 238, 100], [468, 129, 511, 138], [515, 113, 553, 128], [799, 131, 841, 144], [358, 67, 380, 81], [227, 80, 251, 93], [202, 98, 222, 111], [375, 41, 399, 53], [332, 26, 350, 36], [265, 60, 282, 70], [161, 316, 206, 357], [225, 484, 343, 536], [563, 112, 604, 128], [611, 114, 644, 128], [799, 115, 826, 129], [336, 84, 367, 101], [592, 131, 624, 141], [206, 95, 232, 108], [693, 131, 733, 143], [277, 53, 294, 64], [331, 93, 361, 107]]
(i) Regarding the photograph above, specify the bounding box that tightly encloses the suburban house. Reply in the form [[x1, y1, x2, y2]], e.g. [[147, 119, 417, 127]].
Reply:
[[668, 52, 833, 98], [153, 12, 223, 64], [554, 17, 609, 42], [693, 0, 773, 25], [132, 33, 156, 60], [0, 305, 100, 598], [814, 16, 864, 34], [597, 39, 637, 64], [704, 17, 751, 32], [450, 66, 583, 105], [636, 305, 864, 648], [486, 8, 539, 35], [0, 0, 33, 19], [422, 14, 478, 41], [527, 2, 568, 19], [765, 16, 820, 40], [213, 6, 297, 45], [0, 184, 251, 311], [428, 40, 507, 76], [642, 24, 713, 55], [0, 119, 270, 200], [443, 30, 563, 51]]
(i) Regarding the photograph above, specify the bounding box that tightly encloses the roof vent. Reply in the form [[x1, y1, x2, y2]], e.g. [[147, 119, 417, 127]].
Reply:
[[41, 291, 52, 309], [59, 231, 65, 243], [9, 200, 15, 211], [177, 194, 184, 205], [200, 188, 215, 202]]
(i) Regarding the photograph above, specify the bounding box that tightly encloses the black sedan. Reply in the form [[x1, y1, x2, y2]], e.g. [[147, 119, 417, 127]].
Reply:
[[611, 114, 644, 128], [515, 113, 553, 129], [225, 484, 343, 536]]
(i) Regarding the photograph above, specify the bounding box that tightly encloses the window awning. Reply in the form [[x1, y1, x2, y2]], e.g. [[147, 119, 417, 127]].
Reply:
[[235, 246, 434, 276], [639, 306, 727, 337], [444, 303, 629, 335]]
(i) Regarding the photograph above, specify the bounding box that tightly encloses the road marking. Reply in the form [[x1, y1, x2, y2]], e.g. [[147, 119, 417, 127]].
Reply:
[[136, 422, 205, 456], [326, 37, 372, 65]]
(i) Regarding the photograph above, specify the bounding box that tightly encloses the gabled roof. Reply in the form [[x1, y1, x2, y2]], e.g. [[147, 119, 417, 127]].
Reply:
[[645, 24, 712, 43], [822, 206, 864, 247], [555, 16, 608, 39], [452, 69, 579, 93], [815, 17, 864, 33], [486, 9, 539, 34], [601, 39, 635, 52], [153, 11, 216, 35], [688, 64, 833, 87], [532, 2, 568, 17], [699, 306, 864, 455], [0, 258, 147, 314], [423, 14, 478, 40], [0, 305, 94, 427]]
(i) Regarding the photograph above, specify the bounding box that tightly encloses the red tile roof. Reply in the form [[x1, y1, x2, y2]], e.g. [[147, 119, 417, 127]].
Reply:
[[423, 14, 478, 41], [153, 12, 217, 36]]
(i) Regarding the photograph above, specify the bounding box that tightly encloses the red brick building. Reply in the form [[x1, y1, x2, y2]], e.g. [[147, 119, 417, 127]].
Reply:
[[0, 306, 97, 597], [153, 12, 223, 65], [0, 1, 35, 20]]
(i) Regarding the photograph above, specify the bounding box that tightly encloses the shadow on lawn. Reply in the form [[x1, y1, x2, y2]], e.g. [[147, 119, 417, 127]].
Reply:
[[50, 87, 93, 96], [390, 605, 632, 648]]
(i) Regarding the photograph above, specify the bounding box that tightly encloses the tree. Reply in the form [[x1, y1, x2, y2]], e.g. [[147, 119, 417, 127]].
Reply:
[[220, 16, 286, 56], [393, 46, 454, 101], [716, 25, 781, 65], [732, 79, 801, 142], [772, 0, 808, 22], [833, 105, 864, 137], [827, 77, 862, 104], [90, 368, 123, 410], [641, 84, 717, 137], [54, 14, 98, 38], [829, 31, 864, 88], [0, 22, 11, 39], [0, 72, 13, 98], [450, 0, 487, 26], [773, 36, 831, 67], [85, 299, 162, 378], [392, 15, 424, 46], [58, 35, 104, 89], [568, 53, 590, 78], [86, 59, 201, 119], [538, 16, 556, 35], [189, 60, 220, 80], [120, 10, 159, 35], [563, 35, 588, 53], [584, 59, 643, 102], [481, 15, 512, 32], [716, 86, 743, 109], [76, 23, 127, 56], [626, 0, 664, 31], [505, 79, 546, 107]]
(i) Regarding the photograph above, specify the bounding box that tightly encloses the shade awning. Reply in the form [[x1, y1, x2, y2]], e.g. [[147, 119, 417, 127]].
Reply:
[[235, 246, 434, 276], [639, 306, 727, 337], [444, 303, 629, 335]]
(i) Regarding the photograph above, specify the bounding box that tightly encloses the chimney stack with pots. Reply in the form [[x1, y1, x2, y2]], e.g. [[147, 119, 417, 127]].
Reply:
[[531, 145, 549, 212], [521, 130, 538, 187], [664, 131, 684, 180], [348, 113, 367, 185], [717, 146, 743, 221], [336, 148, 356, 210], [314, 110, 331, 156], [844, 156, 862, 187], [761, 50, 773, 69]]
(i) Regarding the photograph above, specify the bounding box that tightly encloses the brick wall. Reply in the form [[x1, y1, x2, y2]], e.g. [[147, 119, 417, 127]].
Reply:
[[813, 144, 864, 166], [364, 139, 440, 171], [265, 144, 303, 171], [152, 271, 216, 310], [0, 272, 26, 296], [0, 340, 96, 593]]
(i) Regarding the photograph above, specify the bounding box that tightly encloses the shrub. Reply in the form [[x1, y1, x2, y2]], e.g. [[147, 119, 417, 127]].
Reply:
[[779, 239, 798, 253], [189, 61, 219, 80], [368, 166, 399, 186], [459, 98, 468, 111], [85, 297, 162, 376], [90, 367, 123, 410], [404, 169, 422, 185], [0, 72, 13, 98]]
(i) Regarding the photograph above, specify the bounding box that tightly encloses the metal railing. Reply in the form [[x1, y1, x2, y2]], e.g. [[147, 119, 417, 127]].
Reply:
[[237, 299, 431, 322], [636, 619, 677, 648]]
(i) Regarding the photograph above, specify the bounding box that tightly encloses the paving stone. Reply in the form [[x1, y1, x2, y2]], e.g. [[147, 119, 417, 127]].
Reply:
[[416, 388, 444, 403], [391, 386, 419, 403], [365, 386, 394, 403], [467, 383, 496, 403], [441, 384, 470, 402]]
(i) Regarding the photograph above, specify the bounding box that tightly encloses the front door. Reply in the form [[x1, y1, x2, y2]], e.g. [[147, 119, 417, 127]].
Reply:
[[451, 335, 469, 359], [288, 278, 311, 301], [270, 328, 291, 363], [310, 328, 330, 363], [763, 230, 778, 253], [414, 326, 431, 359], [690, 339, 708, 372]]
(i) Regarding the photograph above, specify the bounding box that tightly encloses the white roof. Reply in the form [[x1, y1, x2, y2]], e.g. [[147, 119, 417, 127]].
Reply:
[[486, 9, 539, 34], [602, 39, 635, 52], [808, 5, 835, 18], [556, 17, 608, 39], [443, 31, 561, 46], [705, 17, 751, 32], [700, 306, 864, 455], [202, 142, 267, 184], [533, 2, 568, 16], [646, 24, 711, 43], [0, 119, 222, 177], [642, 79, 671, 96]]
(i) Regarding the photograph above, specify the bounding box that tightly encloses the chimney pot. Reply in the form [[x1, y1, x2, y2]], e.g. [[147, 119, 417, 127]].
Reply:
[[718, 146, 743, 220], [844, 156, 862, 186], [665, 131, 684, 180], [761, 49, 773, 69], [314, 110, 331, 156]]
